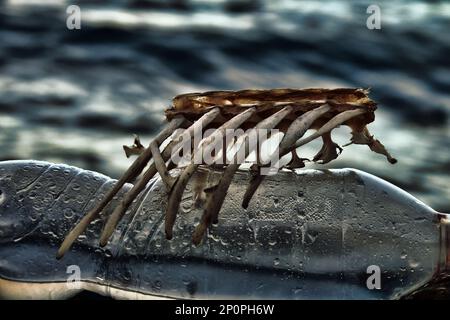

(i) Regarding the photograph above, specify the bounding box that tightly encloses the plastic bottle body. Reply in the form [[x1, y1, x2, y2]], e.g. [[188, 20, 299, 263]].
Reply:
[[0, 161, 446, 299]]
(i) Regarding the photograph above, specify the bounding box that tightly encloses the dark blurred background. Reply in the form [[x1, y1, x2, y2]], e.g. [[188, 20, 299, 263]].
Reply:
[[0, 0, 448, 212]]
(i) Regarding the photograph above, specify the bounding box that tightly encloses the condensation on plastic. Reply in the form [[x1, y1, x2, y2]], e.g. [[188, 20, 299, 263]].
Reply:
[[0, 160, 444, 299]]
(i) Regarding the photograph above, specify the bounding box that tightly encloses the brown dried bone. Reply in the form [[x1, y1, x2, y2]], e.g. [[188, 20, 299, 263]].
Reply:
[[57, 88, 396, 258]]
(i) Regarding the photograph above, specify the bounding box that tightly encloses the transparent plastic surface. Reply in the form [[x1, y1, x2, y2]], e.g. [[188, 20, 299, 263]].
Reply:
[[0, 160, 445, 299]]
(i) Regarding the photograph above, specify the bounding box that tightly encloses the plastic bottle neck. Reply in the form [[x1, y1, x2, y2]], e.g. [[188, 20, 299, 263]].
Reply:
[[438, 213, 450, 272]]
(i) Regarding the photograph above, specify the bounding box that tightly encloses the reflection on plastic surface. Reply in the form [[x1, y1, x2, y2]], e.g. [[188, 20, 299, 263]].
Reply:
[[0, 160, 446, 299]]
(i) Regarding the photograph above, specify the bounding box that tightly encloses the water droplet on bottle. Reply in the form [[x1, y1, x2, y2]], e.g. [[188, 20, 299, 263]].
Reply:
[[292, 287, 303, 295], [63, 208, 75, 219], [409, 260, 420, 268], [296, 205, 306, 218]]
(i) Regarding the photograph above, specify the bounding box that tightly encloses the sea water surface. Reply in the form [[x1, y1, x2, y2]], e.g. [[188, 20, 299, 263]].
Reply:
[[0, 0, 449, 212]]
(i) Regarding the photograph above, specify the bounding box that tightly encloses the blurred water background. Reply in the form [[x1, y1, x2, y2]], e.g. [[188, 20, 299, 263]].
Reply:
[[0, 0, 449, 212]]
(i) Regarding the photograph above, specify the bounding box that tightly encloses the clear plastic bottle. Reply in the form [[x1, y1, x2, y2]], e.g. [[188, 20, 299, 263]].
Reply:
[[0, 160, 448, 299]]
